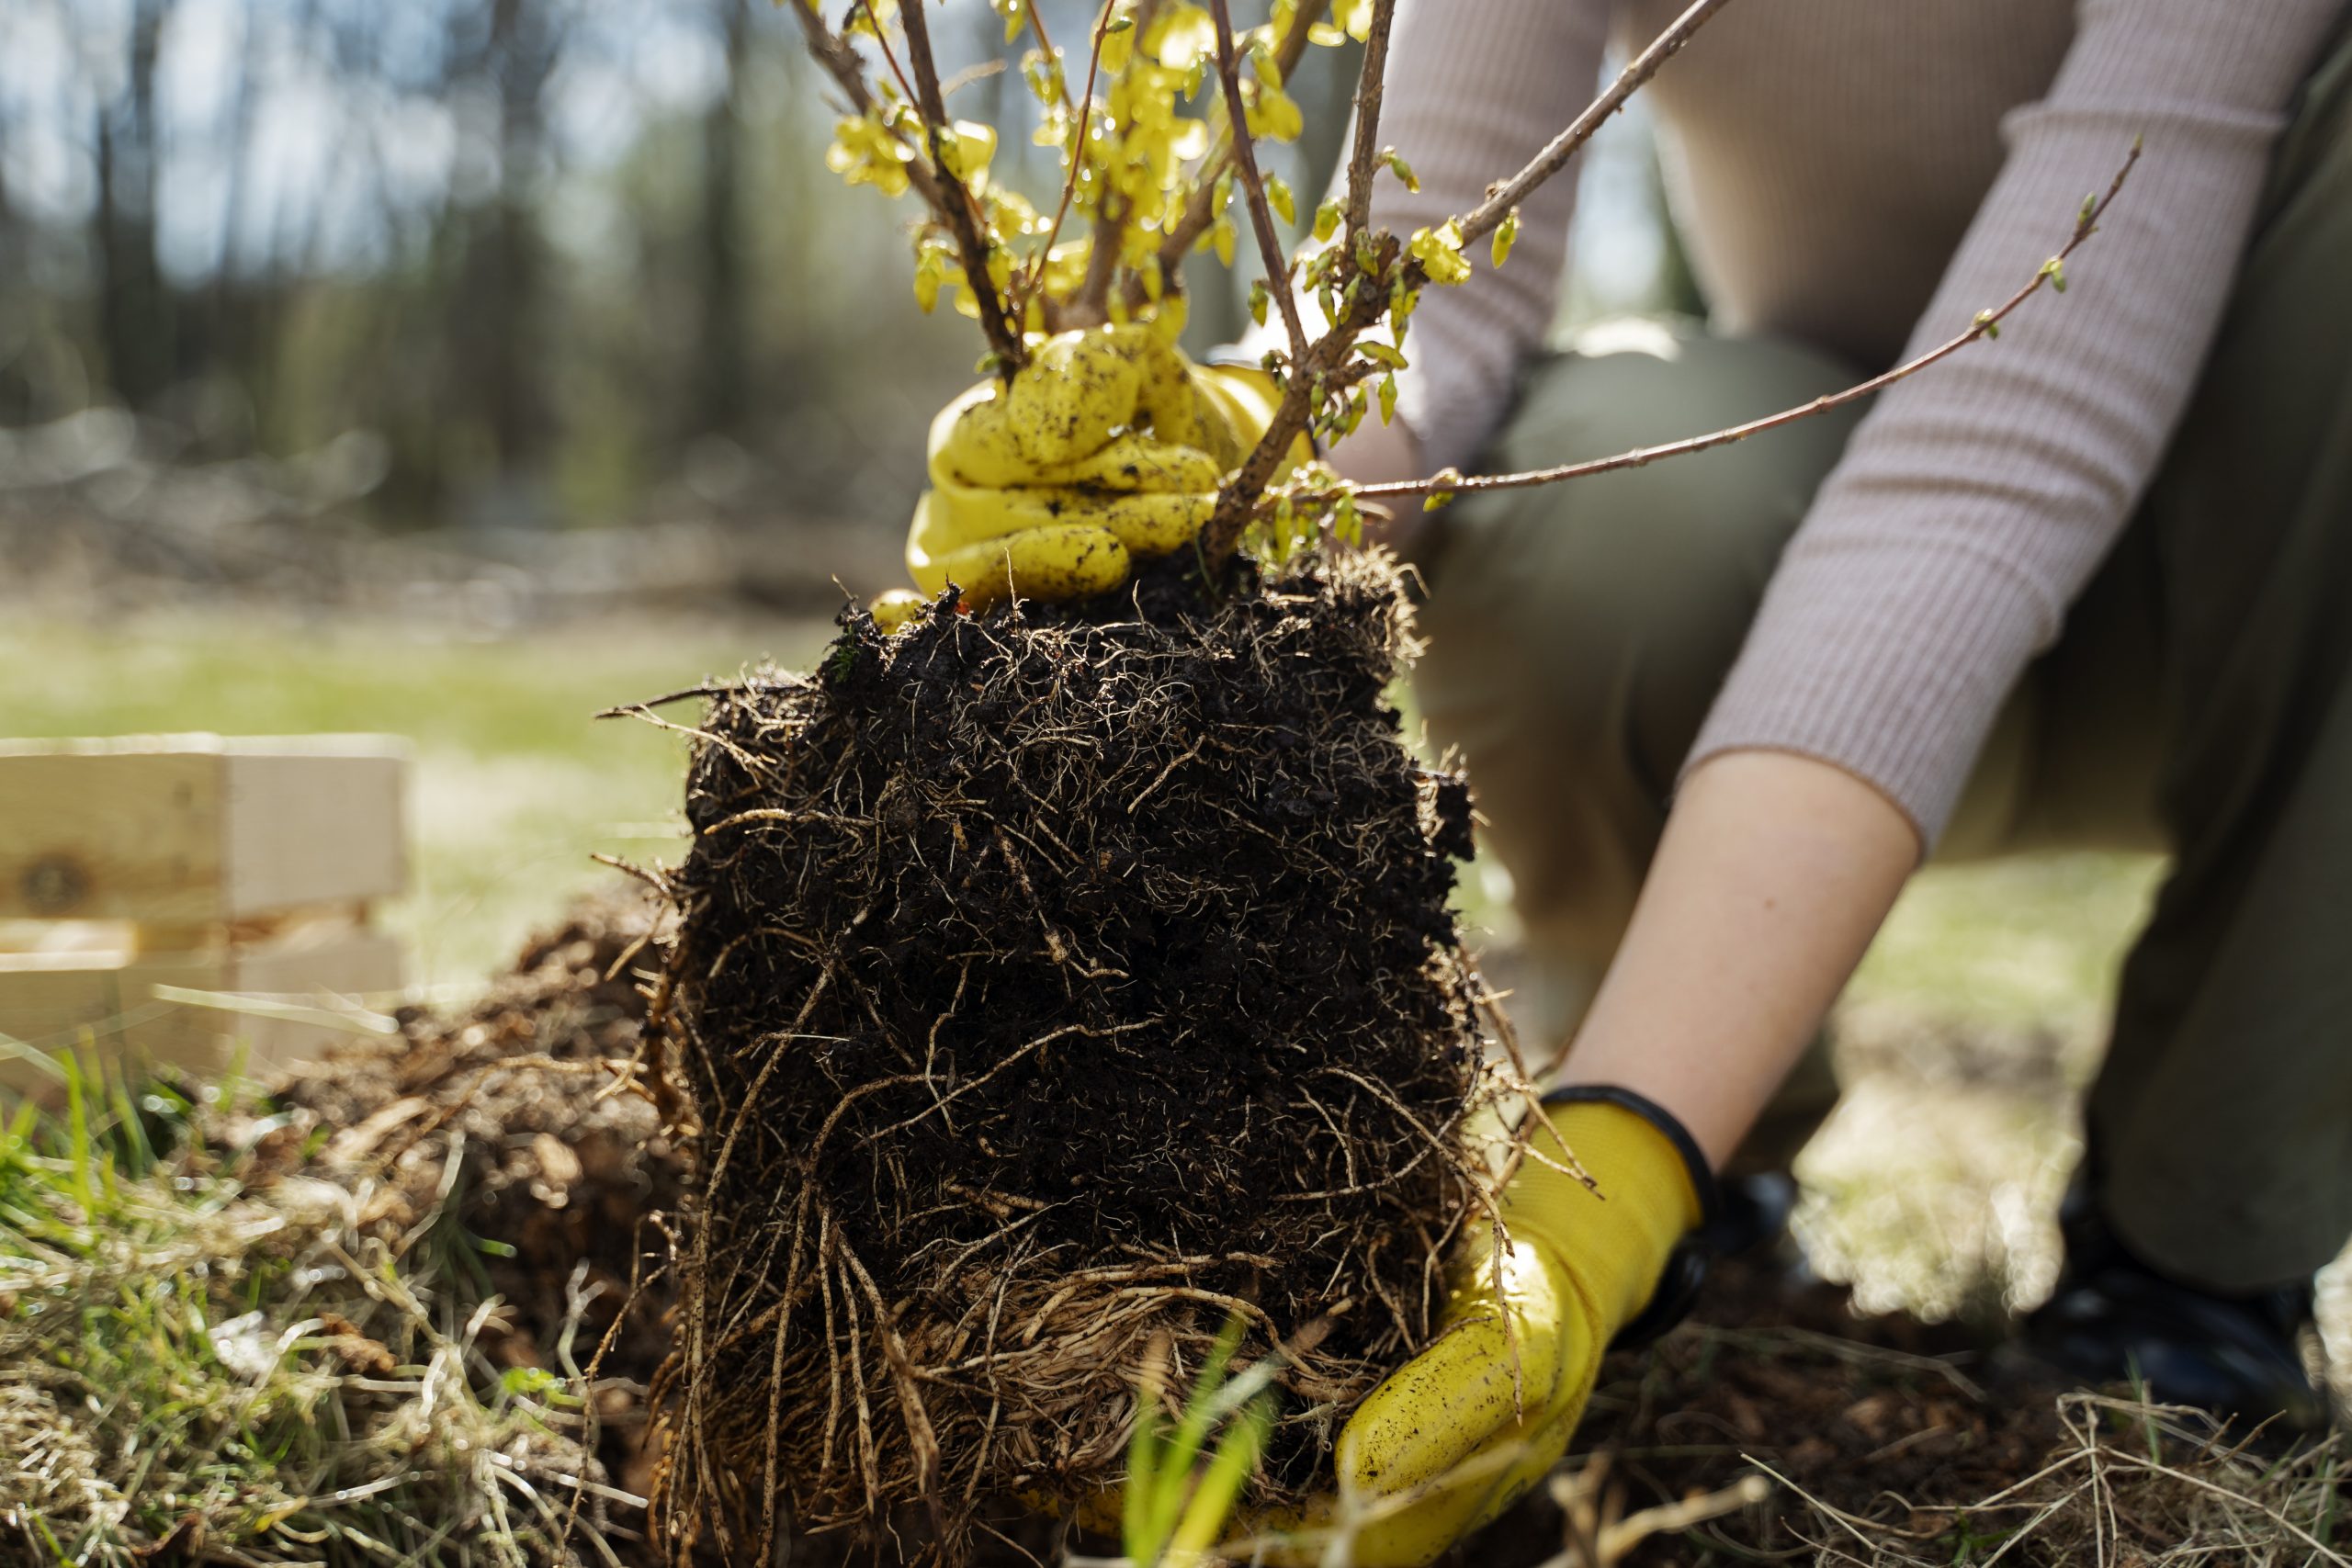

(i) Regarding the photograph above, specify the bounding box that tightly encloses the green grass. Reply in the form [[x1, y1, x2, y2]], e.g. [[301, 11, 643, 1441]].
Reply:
[[1850, 852, 2163, 1042], [0, 1052, 609, 1564], [0, 612, 832, 996]]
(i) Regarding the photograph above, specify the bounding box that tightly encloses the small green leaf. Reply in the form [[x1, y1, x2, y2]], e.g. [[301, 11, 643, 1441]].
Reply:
[[1358, 341, 1407, 370], [1423, 466, 1462, 511], [1334, 490, 1363, 547], [1492, 207, 1521, 269], [1312, 199, 1341, 243], [1383, 147, 1419, 194], [1166, 1396, 1273, 1562], [1379, 371, 1398, 426], [1249, 279, 1270, 327], [1265, 173, 1295, 226]]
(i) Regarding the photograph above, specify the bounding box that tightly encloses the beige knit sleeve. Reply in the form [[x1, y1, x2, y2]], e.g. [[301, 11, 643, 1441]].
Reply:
[[1246, 0, 1609, 472], [1685, 0, 2346, 846]]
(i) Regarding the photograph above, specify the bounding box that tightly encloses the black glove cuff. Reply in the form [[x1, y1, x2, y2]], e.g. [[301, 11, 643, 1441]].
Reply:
[[1539, 1084, 1725, 1350]]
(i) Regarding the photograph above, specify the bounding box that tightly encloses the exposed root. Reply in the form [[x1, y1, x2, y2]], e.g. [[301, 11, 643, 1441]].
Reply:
[[647, 552, 1513, 1561]]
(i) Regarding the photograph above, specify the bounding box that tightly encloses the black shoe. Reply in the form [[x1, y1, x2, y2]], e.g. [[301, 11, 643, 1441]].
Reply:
[[2026, 1195, 2328, 1434], [1711, 1170, 1799, 1258]]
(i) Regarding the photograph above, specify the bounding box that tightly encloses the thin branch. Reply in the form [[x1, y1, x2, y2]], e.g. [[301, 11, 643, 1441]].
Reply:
[[1016, 5, 1115, 328], [1347, 143, 2142, 506], [1456, 0, 1733, 247], [788, 3, 912, 181], [789, 0, 1019, 369], [1203, 0, 1738, 562], [855, 0, 923, 114], [1340, 0, 1399, 240], [899, 0, 1026, 372], [1208, 0, 1309, 367], [1020, 0, 1079, 119], [1070, 190, 1129, 325]]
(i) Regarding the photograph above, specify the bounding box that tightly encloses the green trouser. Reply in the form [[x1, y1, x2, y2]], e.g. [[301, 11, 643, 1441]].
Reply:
[[1415, 27, 2352, 1294]]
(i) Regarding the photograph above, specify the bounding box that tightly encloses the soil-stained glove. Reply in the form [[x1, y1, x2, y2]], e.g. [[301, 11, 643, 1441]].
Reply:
[[870, 327, 1295, 631], [1245, 1091, 1713, 1568]]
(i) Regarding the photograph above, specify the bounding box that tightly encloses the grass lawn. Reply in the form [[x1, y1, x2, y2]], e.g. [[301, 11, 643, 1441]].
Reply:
[[0, 610, 833, 998], [1, 608, 2163, 1017]]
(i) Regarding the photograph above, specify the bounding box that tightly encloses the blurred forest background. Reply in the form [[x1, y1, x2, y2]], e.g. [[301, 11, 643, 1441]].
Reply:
[[0, 0, 1685, 622], [7, 0, 2346, 1422], [16, 0, 2307, 1344], [0, 0, 1699, 986]]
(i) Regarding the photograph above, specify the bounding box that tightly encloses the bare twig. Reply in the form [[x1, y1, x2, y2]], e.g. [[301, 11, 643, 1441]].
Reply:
[[1340, 0, 1400, 240], [1016, 6, 1115, 328], [1070, 193, 1129, 326], [1347, 142, 2141, 506], [899, 0, 1026, 372], [1209, 0, 1310, 367], [854, 0, 923, 114], [1457, 0, 1734, 247], [1203, 0, 1737, 562]]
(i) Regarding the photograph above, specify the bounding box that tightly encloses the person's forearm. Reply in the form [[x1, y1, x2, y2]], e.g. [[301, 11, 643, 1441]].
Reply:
[[1552, 750, 1920, 1168]]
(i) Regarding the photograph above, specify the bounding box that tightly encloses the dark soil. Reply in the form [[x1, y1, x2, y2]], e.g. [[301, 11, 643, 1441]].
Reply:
[[236, 894, 2328, 1566], [1524, 1255, 2080, 1564], [647, 552, 1501, 1562]]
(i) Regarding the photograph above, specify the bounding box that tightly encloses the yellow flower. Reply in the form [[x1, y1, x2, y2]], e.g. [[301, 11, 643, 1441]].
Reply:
[[826, 113, 913, 198], [1410, 220, 1473, 285], [1243, 82, 1303, 142], [1151, 3, 1217, 70]]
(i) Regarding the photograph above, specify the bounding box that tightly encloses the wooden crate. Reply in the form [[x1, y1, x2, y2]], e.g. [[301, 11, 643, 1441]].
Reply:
[[0, 736, 409, 1093]]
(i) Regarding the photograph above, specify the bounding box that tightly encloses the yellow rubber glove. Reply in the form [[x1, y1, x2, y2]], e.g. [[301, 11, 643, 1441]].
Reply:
[[871, 327, 1295, 631], [1242, 1098, 1706, 1568]]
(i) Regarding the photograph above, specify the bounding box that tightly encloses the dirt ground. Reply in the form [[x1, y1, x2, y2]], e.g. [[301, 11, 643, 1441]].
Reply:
[[265, 889, 2342, 1566]]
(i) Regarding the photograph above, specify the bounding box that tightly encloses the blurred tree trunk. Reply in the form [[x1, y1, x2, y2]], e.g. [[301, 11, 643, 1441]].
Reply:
[[203, 0, 266, 407], [439, 0, 559, 519], [94, 0, 174, 409], [695, 0, 753, 437]]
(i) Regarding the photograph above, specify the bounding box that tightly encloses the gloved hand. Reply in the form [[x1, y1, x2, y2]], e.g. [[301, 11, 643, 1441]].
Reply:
[[1244, 1092, 1711, 1568], [870, 326, 1296, 631]]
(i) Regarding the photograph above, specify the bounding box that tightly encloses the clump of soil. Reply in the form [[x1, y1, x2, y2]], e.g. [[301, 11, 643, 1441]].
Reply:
[[646, 551, 1509, 1562], [254, 887, 683, 1498]]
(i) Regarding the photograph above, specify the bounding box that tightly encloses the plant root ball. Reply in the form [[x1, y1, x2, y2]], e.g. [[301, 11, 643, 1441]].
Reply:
[[649, 551, 1504, 1563]]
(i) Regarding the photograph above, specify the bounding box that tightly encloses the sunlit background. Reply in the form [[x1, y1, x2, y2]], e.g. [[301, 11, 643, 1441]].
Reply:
[[6, 0, 2336, 1352], [0, 0, 1696, 983]]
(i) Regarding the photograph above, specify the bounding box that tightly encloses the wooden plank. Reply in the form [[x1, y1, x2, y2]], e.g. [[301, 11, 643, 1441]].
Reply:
[[0, 737, 409, 923], [222, 751, 407, 919], [0, 751, 222, 922], [0, 926, 401, 1096], [0, 947, 228, 1096]]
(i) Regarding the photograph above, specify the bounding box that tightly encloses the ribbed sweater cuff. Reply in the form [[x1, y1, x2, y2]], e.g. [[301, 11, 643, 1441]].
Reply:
[[1683, 536, 2052, 849]]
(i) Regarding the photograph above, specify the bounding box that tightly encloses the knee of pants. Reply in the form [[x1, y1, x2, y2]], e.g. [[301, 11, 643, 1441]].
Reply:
[[1413, 322, 1868, 942]]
